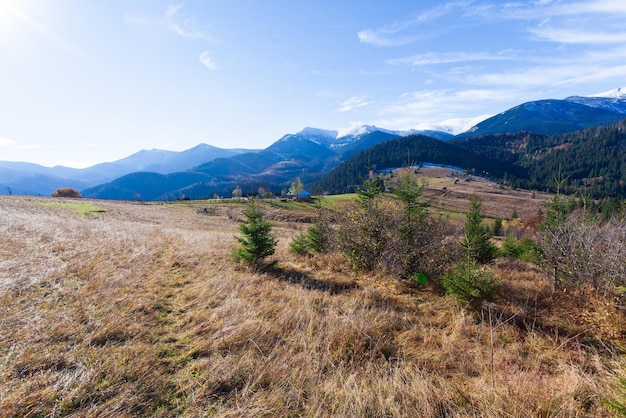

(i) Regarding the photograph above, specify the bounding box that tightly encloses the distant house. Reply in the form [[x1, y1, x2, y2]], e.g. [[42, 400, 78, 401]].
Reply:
[[287, 189, 312, 202]]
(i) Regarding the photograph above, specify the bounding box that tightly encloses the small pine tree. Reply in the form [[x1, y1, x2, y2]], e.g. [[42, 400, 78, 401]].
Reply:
[[462, 195, 497, 264], [289, 196, 329, 255], [492, 217, 503, 236], [441, 260, 499, 309], [356, 177, 384, 207], [232, 201, 277, 268]]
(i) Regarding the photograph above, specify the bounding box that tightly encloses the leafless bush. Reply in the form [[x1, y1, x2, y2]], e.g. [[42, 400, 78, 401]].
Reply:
[[541, 211, 626, 296]]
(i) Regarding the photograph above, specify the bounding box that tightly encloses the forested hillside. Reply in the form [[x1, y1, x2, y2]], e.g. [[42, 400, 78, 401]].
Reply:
[[317, 119, 626, 199], [453, 119, 626, 198], [314, 135, 512, 195]]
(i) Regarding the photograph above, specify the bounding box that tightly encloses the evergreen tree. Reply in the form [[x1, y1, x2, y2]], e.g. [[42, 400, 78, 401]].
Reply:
[[462, 195, 497, 263], [356, 177, 384, 207], [232, 201, 277, 268]]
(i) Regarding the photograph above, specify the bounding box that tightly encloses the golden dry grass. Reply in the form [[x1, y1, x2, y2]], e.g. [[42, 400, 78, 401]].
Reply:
[[0, 195, 624, 417], [414, 166, 549, 222]]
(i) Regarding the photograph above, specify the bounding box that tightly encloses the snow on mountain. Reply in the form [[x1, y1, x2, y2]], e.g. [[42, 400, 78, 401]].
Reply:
[[336, 124, 397, 139], [565, 88, 626, 115], [589, 87, 626, 99]]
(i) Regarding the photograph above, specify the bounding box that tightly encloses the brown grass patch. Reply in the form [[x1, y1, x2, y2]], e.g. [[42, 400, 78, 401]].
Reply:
[[0, 195, 623, 416]]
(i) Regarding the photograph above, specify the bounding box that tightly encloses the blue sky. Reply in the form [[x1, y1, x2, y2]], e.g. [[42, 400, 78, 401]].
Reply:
[[1, 0, 625, 168]]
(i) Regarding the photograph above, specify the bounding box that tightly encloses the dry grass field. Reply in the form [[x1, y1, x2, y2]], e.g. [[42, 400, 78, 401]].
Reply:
[[407, 166, 549, 222], [1, 193, 625, 417]]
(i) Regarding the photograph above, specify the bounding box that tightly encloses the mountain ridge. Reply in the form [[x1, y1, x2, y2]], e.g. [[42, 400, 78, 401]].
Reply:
[[4, 89, 626, 199]]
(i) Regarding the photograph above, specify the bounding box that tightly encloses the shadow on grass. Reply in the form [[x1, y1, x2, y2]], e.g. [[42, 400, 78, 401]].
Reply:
[[265, 265, 358, 295]]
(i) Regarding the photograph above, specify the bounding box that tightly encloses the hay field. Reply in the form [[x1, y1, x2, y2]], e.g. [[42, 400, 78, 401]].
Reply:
[[0, 195, 624, 417]]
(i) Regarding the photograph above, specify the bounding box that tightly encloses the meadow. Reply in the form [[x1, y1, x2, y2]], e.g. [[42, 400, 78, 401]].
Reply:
[[0, 188, 624, 417]]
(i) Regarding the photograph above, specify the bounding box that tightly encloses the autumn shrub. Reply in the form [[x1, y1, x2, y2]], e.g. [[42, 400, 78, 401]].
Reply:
[[52, 188, 82, 198], [331, 190, 458, 279]]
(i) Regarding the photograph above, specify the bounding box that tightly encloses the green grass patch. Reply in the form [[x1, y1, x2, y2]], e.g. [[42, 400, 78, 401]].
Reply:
[[40, 202, 105, 217], [317, 193, 357, 208]]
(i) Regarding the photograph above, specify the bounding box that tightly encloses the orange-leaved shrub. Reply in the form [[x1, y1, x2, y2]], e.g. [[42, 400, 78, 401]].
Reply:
[[52, 188, 82, 198]]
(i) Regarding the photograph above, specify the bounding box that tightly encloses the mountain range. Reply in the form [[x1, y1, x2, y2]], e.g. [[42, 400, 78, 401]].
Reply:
[[2, 89, 625, 200]]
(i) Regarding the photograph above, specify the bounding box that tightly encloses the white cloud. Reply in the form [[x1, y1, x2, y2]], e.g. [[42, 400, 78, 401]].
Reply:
[[369, 88, 525, 134], [10, 144, 43, 151], [388, 51, 514, 66], [337, 96, 371, 112], [357, 29, 416, 47], [531, 27, 626, 44], [465, 62, 626, 88], [165, 4, 215, 42], [357, 1, 481, 47], [0, 138, 14, 146], [199, 51, 217, 70]]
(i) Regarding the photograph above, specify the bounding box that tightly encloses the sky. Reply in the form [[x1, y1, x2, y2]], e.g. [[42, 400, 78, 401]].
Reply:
[[1, 0, 626, 168]]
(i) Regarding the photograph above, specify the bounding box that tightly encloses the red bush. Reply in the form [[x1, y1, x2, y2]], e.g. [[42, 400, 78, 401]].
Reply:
[[52, 188, 82, 198]]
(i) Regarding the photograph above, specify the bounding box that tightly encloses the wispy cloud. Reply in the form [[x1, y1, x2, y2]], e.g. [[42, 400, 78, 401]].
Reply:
[[372, 88, 524, 133], [357, 28, 417, 47], [360, 0, 626, 48], [11, 144, 44, 150], [199, 51, 217, 70], [388, 51, 515, 66], [0, 138, 14, 146], [530, 27, 626, 44], [337, 96, 371, 112], [165, 4, 215, 41], [357, 1, 474, 47]]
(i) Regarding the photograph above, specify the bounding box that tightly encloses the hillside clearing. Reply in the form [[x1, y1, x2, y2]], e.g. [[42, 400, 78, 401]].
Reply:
[[0, 195, 624, 416]]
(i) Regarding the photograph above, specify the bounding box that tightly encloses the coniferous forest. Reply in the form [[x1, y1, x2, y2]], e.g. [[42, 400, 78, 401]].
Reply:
[[316, 119, 626, 199]]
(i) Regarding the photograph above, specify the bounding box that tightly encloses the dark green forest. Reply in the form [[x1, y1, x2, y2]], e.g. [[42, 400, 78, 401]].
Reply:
[[315, 119, 626, 199], [313, 135, 512, 195], [453, 119, 626, 198]]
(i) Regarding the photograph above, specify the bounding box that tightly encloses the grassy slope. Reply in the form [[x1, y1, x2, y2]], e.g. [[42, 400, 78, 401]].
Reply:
[[0, 195, 624, 417]]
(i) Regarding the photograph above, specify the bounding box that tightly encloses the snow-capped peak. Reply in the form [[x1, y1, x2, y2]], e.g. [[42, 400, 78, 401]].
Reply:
[[297, 127, 338, 139], [336, 124, 397, 139], [589, 87, 626, 99]]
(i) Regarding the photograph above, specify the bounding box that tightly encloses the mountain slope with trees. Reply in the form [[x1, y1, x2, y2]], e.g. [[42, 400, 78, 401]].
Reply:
[[314, 135, 515, 195], [452, 119, 626, 198]]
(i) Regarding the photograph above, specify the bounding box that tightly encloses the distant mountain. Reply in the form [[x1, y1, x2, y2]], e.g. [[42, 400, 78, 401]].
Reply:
[[564, 87, 626, 114], [10, 88, 626, 201], [319, 117, 626, 199], [82, 171, 212, 201], [456, 99, 626, 139], [0, 144, 245, 197]]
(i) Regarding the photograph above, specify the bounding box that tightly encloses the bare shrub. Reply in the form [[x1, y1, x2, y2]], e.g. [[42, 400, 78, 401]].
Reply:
[[541, 211, 626, 296]]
